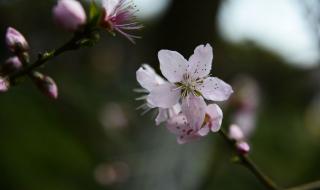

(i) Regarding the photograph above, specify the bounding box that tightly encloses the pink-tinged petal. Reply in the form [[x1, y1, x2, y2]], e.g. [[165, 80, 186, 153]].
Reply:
[[177, 135, 201, 144], [102, 0, 120, 18], [188, 44, 213, 78], [147, 83, 180, 108], [158, 50, 188, 83], [197, 126, 210, 136], [5, 27, 29, 52], [199, 77, 233, 101], [100, 0, 143, 43], [53, 0, 86, 32], [166, 114, 189, 135], [206, 104, 223, 132], [229, 124, 244, 141], [181, 94, 206, 130], [166, 114, 205, 144], [136, 64, 164, 92]]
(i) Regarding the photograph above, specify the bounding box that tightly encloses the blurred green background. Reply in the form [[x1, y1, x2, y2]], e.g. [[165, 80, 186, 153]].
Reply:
[[0, 0, 320, 190]]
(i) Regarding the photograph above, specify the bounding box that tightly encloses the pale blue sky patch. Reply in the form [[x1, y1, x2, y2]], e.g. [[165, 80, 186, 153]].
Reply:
[[218, 0, 319, 68]]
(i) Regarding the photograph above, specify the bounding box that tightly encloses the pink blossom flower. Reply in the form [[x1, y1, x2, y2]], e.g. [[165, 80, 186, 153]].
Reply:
[[146, 44, 233, 129], [136, 44, 232, 143], [136, 64, 180, 125], [53, 0, 87, 32], [100, 0, 143, 43], [147, 44, 233, 110], [5, 27, 29, 52], [166, 96, 223, 144]]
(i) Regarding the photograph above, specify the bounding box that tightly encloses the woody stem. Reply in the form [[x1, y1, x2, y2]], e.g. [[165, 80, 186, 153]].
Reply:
[[218, 129, 282, 190]]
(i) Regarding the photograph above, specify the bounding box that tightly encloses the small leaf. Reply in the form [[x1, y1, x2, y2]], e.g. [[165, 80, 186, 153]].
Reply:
[[88, 0, 101, 27], [78, 38, 95, 47], [230, 155, 241, 164]]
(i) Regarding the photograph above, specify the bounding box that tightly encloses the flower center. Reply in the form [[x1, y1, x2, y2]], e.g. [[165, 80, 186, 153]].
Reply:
[[176, 73, 203, 98]]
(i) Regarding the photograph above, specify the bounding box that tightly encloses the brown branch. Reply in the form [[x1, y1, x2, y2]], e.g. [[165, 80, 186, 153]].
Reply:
[[218, 129, 282, 190]]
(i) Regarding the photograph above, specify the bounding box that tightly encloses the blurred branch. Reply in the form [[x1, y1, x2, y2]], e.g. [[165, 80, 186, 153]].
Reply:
[[287, 180, 320, 190], [8, 29, 99, 84], [218, 129, 282, 190], [219, 129, 320, 190]]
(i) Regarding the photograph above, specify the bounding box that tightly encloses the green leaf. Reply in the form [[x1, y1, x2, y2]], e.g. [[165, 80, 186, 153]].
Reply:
[[88, 0, 101, 27]]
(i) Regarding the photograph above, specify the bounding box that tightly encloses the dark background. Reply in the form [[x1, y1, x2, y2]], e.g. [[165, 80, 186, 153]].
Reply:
[[0, 0, 319, 190]]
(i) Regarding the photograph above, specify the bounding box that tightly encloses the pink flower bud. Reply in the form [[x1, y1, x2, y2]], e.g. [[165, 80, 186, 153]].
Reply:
[[0, 78, 9, 92], [31, 72, 58, 99], [236, 141, 250, 155], [53, 0, 87, 32], [5, 27, 29, 52], [229, 124, 245, 141], [1, 56, 23, 75]]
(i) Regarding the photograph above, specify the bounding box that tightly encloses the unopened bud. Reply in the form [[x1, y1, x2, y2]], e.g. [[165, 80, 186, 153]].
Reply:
[[31, 72, 58, 99], [1, 56, 23, 75], [5, 27, 29, 53], [236, 141, 250, 155], [229, 124, 245, 141], [53, 0, 87, 32], [0, 78, 9, 92]]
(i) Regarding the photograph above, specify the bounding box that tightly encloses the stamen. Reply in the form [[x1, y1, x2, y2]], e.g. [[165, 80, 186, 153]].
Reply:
[[135, 95, 147, 100]]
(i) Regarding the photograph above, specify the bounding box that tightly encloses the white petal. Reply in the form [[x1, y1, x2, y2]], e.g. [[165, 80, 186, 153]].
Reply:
[[158, 50, 188, 83], [181, 94, 207, 130], [199, 77, 233, 101], [197, 126, 210, 136], [157, 103, 181, 125], [169, 103, 181, 117], [102, 0, 119, 17], [155, 108, 168, 125], [206, 104, 223, 132], [188, 44, 213, 78], [147, 83, 180, 108], [136, 64, 164, 91]]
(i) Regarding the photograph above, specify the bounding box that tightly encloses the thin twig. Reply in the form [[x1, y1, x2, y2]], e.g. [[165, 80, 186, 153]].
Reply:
[[8, 30, 95, 83], [287, 180, 320, 190], [218, 129, 282, 190]]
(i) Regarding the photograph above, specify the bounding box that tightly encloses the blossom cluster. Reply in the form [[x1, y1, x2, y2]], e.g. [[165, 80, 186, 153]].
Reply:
[[136, 44, 234, 144], [1, 27, 58, 99], [1, 0, 141, 98]]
